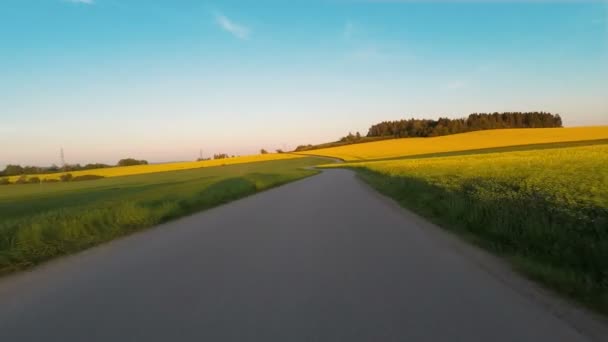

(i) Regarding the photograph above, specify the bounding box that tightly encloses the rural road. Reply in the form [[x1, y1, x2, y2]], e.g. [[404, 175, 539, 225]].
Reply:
[[0, 169, 605, 341]]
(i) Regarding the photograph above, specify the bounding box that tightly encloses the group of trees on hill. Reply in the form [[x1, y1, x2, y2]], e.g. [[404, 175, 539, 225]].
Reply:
[[117, 158, 148, 167], [0, 163, 111, 177], [0, 163, 111, 176], [294, 112, 562, 152], [340, 132, 362, 142], [213, 153, 231, 160], [367, 112, 562, 138], [0, 173, 105, 185]]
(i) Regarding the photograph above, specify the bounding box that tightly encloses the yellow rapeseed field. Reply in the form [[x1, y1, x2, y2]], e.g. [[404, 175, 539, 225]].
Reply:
[[7, 153, 303, 182], [303, 126, 608, 161], [334, 144, 608, 210]]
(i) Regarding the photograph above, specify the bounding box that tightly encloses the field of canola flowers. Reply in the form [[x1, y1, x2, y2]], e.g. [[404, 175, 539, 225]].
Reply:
[[6, 153, 303, 182], [305, 126, 608, 161], [324, 143, 608, 312], [343, 144, 607, 212]]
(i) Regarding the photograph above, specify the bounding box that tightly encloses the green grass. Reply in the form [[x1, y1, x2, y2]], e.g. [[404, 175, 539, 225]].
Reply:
[[0, 157, 327, 275], [335, 144, 608, 314]]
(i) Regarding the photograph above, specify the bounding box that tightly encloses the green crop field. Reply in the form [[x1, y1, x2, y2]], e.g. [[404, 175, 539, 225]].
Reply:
[[0, 157, 328, 275]]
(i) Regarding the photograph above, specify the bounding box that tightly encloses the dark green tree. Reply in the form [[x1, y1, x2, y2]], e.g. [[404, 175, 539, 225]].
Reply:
[[117, 158, 148, 167], [60, 173, 73, 182]]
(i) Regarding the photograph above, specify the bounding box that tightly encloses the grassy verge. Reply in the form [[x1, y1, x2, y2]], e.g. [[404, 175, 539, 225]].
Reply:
[[0, 157, 327, 275], [335, 145, 608, 314]]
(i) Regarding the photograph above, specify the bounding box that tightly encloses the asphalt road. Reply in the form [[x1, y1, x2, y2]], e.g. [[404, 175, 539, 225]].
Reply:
[[0, 169, 605, 341]]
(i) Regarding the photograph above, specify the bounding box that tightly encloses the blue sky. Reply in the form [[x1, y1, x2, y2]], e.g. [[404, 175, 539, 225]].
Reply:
[[1, 0, 607, 166]]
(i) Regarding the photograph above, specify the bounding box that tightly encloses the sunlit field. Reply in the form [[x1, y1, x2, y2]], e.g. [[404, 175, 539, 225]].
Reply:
[[6, 153, 303, 182], [303, 126, 608, 161], [334, 144, 607, 220], [324, 144, 608, 312]]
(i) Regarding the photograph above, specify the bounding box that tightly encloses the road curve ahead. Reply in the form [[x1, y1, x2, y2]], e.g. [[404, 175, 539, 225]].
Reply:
[[0, 169, 603, 341]]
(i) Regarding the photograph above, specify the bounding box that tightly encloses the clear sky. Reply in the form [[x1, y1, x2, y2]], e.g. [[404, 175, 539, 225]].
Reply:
[[1, 0, 607, 167]]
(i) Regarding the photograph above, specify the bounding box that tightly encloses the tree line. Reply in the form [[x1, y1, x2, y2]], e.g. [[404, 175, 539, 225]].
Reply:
[[367, 112, 562, 138], [0, 173, 105, 185], [0, 158, 148, 177], [294, 112, 563, 152]]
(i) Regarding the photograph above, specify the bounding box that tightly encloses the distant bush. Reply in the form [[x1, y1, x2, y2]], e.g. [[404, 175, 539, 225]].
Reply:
[[60, 173, 73, 182], [214, 153, 230, 160], [0, 178, 10, 185], [276, 149, 284, 154], [15, 175, 28, 184], [117, 158, 148, 167], [340, 132, 362, 143], [81, 163, 111, 170], [72, 175, 105, 182], [27, 177, 41, 184], [260, 149, 268, 154], [295, 144, 314, 151], [42, 178, 60, 183], [0, 164, 25, 176]]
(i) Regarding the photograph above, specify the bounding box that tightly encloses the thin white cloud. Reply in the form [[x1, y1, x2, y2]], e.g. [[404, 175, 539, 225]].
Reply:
[[64, 0, 94, 4], [214, 13, 250, 40]]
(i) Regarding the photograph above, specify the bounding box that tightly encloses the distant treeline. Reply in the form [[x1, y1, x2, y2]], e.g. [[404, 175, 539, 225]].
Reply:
[[295, 112, 562, 152], [117, 158, 149, 167], [0, 173, 105, 185], [213, 153, 233, 160], [0, 158, 148, 177], [367, 112, 562, 138]]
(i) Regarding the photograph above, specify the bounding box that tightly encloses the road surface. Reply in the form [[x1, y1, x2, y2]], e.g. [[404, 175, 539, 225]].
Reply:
[[0, 169, 605, 341]]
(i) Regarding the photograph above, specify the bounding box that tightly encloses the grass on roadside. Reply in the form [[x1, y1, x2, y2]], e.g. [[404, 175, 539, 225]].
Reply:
[[0, 157, 327, 275]]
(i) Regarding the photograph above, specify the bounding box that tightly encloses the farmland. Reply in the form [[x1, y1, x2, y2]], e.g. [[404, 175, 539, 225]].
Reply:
[[4, 153, 303, 183], [0, 157, 327, 275], [301, 126, 608, 161], [321, 142, 608, 312]]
